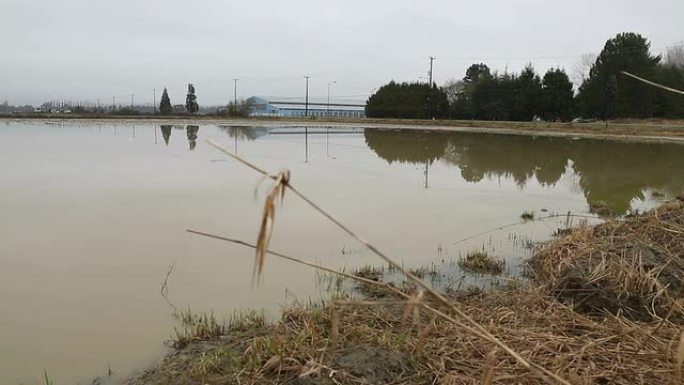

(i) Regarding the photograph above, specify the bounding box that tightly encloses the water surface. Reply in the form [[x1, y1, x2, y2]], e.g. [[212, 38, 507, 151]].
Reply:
[[1, 121, 682, 384]]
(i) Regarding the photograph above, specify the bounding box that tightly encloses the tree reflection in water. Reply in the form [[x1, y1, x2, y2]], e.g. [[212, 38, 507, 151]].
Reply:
[[365, 129, 684, 214], [160, 125, 172, 145], [186, 125, 199, 151]]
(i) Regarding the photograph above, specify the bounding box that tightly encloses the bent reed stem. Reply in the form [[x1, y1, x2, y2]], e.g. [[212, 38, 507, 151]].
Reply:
[[199, 139, 572, 385]]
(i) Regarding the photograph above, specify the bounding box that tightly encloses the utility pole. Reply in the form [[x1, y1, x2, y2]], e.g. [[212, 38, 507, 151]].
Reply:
[[131, 94, 135, 108], [428, 56, 435, 119], [327, 81, 337, 118], [304, 76, 310, 117], [153, 89, 157, 115], [232, 78, 239, 106], [428, 56, 435, 86]]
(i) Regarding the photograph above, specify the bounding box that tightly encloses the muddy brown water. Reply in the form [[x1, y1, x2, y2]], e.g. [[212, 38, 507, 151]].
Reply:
[[1, 121, 682, 384]]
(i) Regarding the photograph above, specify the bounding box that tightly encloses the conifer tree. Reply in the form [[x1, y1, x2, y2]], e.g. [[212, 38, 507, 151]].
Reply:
[[159, 88, 173, 115], [185, 84, 199, 114]]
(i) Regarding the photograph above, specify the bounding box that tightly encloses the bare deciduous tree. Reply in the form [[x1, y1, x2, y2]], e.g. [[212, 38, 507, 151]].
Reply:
[[442, 79, 465, 105], [571, 53, 596, 86], [665, 43, 684, 67]]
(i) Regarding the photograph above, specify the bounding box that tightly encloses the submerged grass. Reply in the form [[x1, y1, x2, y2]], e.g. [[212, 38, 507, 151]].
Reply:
[[43, 369, 53, 385], [458, 250, 506, 275]]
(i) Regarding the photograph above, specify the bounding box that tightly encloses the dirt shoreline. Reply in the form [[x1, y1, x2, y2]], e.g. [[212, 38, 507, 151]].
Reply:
[[4, 116, 684, 144], [126, 200, 684, 385]]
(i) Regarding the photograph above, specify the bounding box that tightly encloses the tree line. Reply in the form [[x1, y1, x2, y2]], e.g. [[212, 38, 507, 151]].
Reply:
[[159, 84, 199, 115], [366, 32, 684, 121]]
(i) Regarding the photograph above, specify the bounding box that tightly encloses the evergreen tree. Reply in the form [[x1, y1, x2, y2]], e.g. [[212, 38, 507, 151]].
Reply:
[[512, 65, 543, 121], [541, 68, 575, 121], [470, 73, 515, 121], [463, 63, 492, 84], [603, 75, 618, 119], [159, 88, 173, 115], [653, 64, 684, 118], [577, 32, 660, 119], [451, 63, 494, 119], [365, 81, 448, 119], [185, 84, 199, 114]]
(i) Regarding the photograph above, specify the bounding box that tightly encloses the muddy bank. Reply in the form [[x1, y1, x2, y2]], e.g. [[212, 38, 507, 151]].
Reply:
[[126, 200, 684, 385]]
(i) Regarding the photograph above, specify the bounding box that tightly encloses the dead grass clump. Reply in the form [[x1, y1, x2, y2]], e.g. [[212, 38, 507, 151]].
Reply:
[[589, 200, 618, 217], [171, 309, 226, 349], [130, 285, 683, 385], [352, 265, 383, 281], [553, 227, 573, 237], [521, 210, 535, 221], [352, 265, 396, 298], [530, 200, 684, 321], [458, 251, 505, 275]]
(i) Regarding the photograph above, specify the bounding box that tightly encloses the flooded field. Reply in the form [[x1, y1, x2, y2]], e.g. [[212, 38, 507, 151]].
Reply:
[[1, 121, 682, 385]]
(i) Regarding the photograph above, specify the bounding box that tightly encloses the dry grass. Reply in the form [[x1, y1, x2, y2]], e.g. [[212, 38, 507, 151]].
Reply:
[[131, 283, 683, 385], [458, 251, 506, 275], [253, 169, 289, 280], [529, 201, 684, 322]]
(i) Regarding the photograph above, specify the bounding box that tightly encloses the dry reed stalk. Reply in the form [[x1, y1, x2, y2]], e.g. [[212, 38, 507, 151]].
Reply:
[[195, 141, 573, 385], [160, 261, 178, 311], [481, 349, 498, 385], [453, 213, 599, 246], [186, 229, 498, 339], [186, 230, 406, 299], [253, 169, 289, 281], [622, 71, 684, 96], [676, 331, 684, 384]]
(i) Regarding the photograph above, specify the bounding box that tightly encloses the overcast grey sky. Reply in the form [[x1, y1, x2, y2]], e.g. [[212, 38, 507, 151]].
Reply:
[[1, 0, 682, 106]]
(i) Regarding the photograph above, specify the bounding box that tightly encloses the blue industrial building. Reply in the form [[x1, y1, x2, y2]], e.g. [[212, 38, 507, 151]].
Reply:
[[246, 96, 365, 118]]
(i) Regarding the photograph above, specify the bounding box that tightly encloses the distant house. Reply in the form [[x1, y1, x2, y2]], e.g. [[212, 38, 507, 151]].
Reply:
[[246, 96, 365, 118], [173, 104, 186, 113]]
